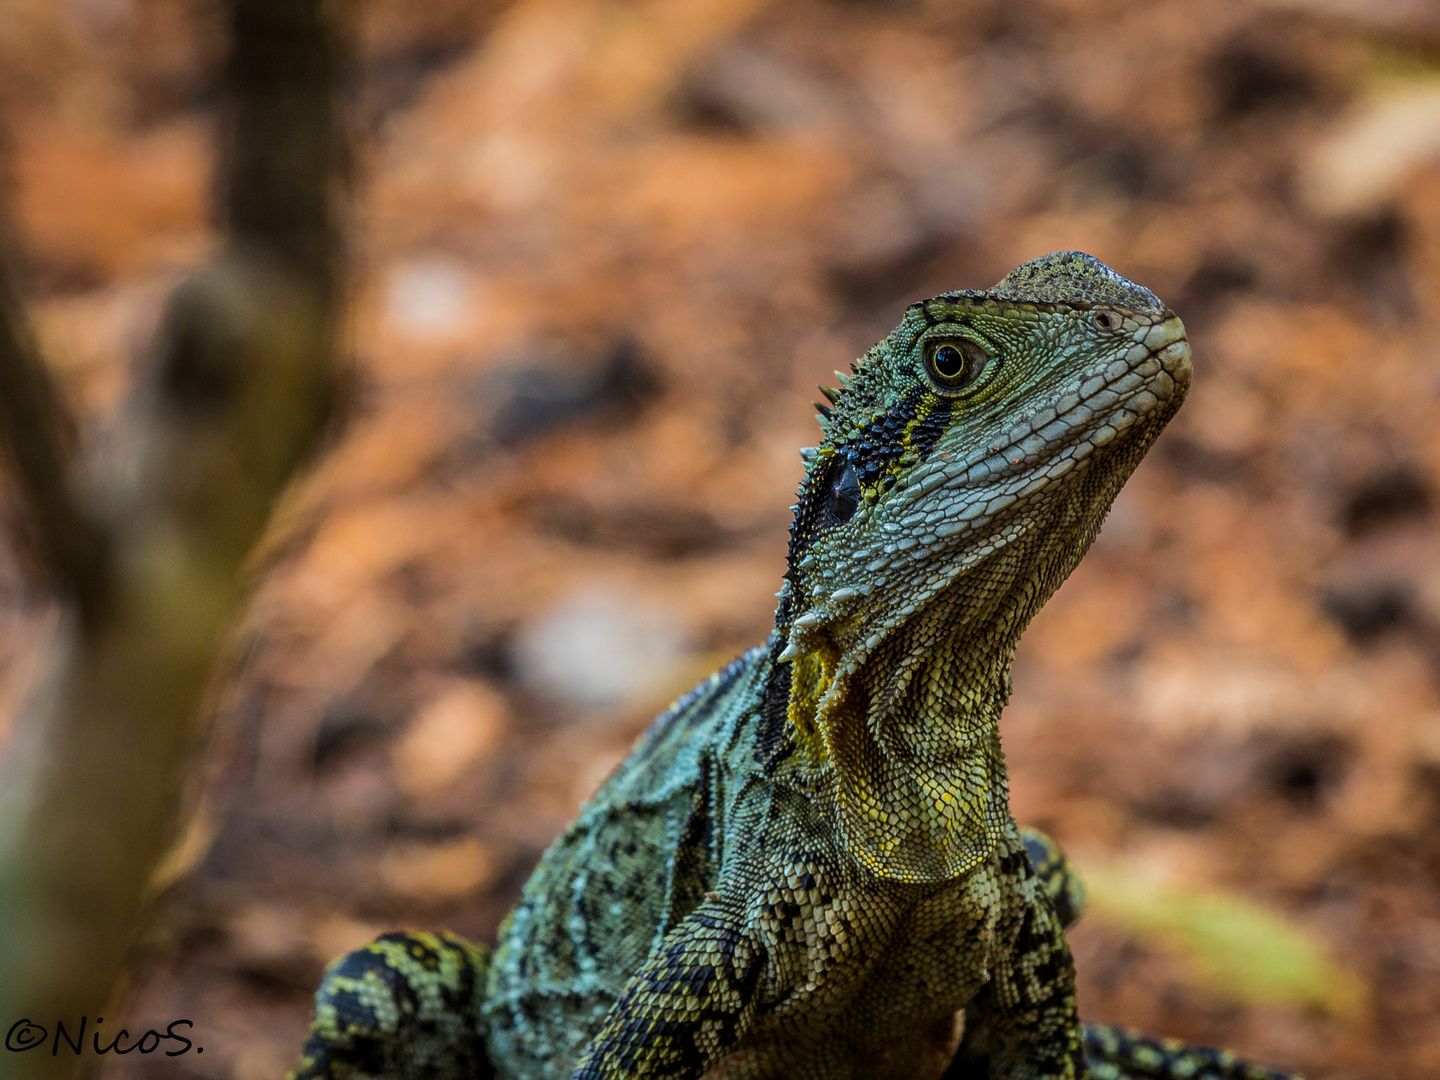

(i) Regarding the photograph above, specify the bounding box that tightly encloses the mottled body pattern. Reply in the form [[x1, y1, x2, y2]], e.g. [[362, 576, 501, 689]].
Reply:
[[293, 254, 1302, 1080]]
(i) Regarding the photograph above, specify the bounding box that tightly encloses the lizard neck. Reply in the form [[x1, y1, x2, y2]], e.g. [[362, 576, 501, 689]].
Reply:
[[769, 476, 1125, 882], [775, 581, 1019, 884]]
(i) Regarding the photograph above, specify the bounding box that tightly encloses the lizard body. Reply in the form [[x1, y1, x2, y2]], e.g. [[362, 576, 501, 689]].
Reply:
[[292, 253, 1302, 1080]]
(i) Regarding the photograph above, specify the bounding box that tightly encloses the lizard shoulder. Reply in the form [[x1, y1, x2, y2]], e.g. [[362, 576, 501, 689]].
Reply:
[[483, 646, 769, 1074]]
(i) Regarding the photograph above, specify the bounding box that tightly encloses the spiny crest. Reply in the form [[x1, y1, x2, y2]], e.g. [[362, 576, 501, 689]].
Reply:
[[808, 342, 900, 451], [812, 363, 867, 434]]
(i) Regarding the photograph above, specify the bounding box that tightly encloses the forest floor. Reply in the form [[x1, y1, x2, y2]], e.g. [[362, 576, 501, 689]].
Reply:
[[5, 0, 1440, 1077]]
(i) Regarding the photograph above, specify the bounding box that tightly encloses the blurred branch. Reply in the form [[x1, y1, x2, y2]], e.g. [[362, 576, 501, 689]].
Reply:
[[227, 0, 343, 285], [0, 264, 109, 619], [0, 0, 346, 1075]]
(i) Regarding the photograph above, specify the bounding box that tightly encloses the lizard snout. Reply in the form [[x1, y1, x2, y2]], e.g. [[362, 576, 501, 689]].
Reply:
[[1141, 314, 1191, 400]]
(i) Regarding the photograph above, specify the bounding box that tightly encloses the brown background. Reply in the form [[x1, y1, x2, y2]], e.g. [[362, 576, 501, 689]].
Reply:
[[3, 0, 1440, 1077]]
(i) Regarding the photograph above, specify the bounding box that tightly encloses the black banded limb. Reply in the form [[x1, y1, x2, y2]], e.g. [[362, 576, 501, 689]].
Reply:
[[290, 931, 491, 1080], [1082, 1025, 1304, 1080], [1020, 826, 1086, 929], [570, 903, 766, 1080]]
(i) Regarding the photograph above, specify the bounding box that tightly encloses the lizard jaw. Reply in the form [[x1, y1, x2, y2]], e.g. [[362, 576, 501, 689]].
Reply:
[[780, 312, 1190, 670]]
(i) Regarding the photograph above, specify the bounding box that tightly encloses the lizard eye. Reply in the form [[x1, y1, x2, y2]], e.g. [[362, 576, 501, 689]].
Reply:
[[923, 338, 987, 394], [825, 461, 861, 525]]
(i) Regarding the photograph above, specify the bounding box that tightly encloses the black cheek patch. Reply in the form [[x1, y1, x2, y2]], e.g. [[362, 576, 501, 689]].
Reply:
[[784, 388, 955, 568], [779, 386, 956, 638], [907, 396, 955, 461], [845, 387, 954, 490], [847, 386, 924, 488]]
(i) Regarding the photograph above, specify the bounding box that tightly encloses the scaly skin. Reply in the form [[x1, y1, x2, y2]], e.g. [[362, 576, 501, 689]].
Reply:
[[291, 253, 1303, 1080]]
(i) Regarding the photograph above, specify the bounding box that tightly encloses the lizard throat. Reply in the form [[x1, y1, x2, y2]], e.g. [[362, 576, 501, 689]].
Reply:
[[780, 585, 1016, 885]]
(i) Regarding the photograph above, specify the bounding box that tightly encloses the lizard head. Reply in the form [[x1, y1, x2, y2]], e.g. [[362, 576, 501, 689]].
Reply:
[[774, 251, 1190, 883]]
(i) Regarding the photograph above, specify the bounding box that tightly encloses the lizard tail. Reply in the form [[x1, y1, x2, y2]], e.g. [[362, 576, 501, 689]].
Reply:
[[290, 930, 492, 1080], [1082, 1023, 1303, 1080]]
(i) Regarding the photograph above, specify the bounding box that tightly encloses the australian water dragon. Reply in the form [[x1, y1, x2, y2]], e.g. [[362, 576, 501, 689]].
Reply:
[[290, 252, 1301, 1080]]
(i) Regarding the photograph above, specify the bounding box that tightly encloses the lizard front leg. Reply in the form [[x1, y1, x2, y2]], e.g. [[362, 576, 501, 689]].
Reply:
[[959, 834, 1303, 1080], [956, 887, 1087, 1080], [571, 902, 766, 1080], [290, 931, 491, 1080], [945, 830, 1087, 1080], [1020, 826, 1085, 930]]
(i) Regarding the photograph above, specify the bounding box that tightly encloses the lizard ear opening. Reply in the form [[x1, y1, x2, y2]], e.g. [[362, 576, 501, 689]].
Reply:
[[824, 461, 861, 526]]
